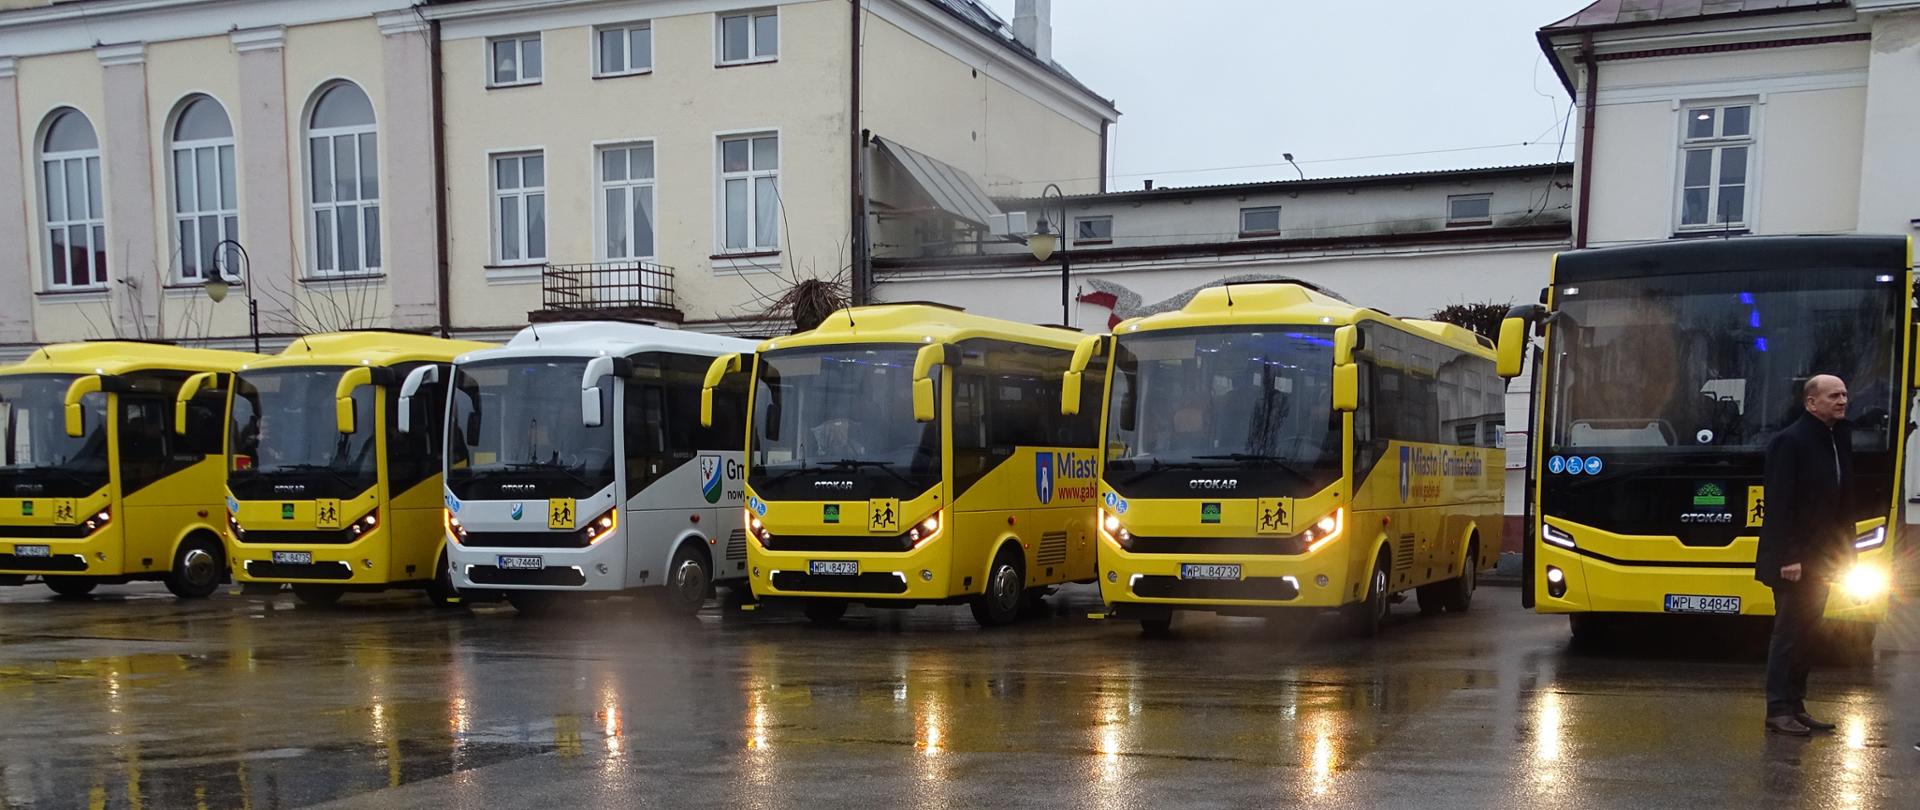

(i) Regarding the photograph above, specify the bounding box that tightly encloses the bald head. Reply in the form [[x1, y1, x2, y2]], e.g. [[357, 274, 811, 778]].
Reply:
[[1804, 374, 1848, 426]]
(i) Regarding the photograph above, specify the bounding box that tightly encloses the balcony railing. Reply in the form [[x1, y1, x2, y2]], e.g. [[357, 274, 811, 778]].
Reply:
[[541, 261, 676, 314]]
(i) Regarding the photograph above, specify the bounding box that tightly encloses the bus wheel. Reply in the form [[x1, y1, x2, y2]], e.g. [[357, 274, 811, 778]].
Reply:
[[656, 545, 712, 616], [425, 551, 463, 609], [970, 550, 1026, 628], [1345, 553, 1391, 638], [803, 599, 847, 625], [164, 536, 225, 599], [1438, 540, 1478, 613], [45, 577, 98, 598], [507, 591, 561, 616], [1414, 583, 1445, 615], [1568, 613, 1609, 644], [1140, 617, 1174, 636], [291, 585, 344, 608]]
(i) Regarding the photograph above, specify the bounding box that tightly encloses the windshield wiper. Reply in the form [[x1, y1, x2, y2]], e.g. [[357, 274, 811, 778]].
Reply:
[[1192, 453, 1316, 483], [823, 458, 916, 488]]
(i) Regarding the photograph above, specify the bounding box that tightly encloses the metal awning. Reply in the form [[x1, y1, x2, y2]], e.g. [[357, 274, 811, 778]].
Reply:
[[872, 137, 1002, 230]]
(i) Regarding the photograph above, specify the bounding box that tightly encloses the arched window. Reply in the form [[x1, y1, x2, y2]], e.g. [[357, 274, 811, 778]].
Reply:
[[170, 95, 237, 281], [306, 82, 379, 275], [40, 109, 105, 290]]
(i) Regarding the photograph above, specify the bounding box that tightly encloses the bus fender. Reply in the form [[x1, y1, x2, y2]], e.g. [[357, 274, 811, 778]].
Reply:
[[663, 528, 714, 575], [1454, 522, 1481, 575], [977, 534, 1025, 594]]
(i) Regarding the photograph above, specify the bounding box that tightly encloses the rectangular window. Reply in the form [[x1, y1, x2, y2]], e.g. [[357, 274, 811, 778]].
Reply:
[[1075, 215, 1112, 243], [1677, 101, 1753, 230], [1240, 206, 1281, 237], [719, 133, 779, 251], [596, 22, 653, 77], [492, 152, 546, 264], [43, 154, 106, 290], [599, 142, 656, 260], [718, 9, 778, 64], [1447, 194, 1492, 227], [488, 34, 542, 87], [173, 142, 239, 282]]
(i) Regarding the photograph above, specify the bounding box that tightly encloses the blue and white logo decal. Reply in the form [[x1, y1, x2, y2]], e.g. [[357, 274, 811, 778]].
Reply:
[[700, 455, 724, 504], [748, 495, 768, 516], [1035, 453, 1056, 505], [1103, 490, 1129, 515], [509, 502, 524, 521], [226, 495, 240, 514], [444, 492, 461, 514], [1584, 456, 1603, 475], [1565, 456, 1584, 476], [1398, 446, 1412, 503], [1546, 456, 1566, 475]]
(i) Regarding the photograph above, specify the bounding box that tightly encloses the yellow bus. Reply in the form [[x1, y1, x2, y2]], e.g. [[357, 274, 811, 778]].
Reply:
[[209, 331, 492, 607], [1076, 283, 1505, 635], [1496, 235, 1906, 650], [0, 341, 260, 598], [703, 304, 1103, 627]]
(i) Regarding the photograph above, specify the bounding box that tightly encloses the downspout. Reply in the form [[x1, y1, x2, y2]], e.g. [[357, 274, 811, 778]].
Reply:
[[1574, 32, 1597, 249], [849, 0, 870, 305], [1098, 120, 1109, 194], [430, 18, 453, 337]]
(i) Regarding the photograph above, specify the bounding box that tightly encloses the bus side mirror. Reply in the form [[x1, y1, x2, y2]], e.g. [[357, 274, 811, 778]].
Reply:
[[1061, 335, 1103, 416], [912, 343, 949, 424], [1333, 324, 1358, 366], [701, 353, 743, 428], [580, 356, 618, 428], [335, 366, 375, 434], [63, 375, 104, 438], [1497, 317, 1528, 379], [396, 365, 440, 434], [174, 372, 218, 435], [1332, 364, 1358, 412]]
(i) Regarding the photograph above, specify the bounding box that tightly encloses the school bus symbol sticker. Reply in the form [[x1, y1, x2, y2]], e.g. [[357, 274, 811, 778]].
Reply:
[[548, 498, 576, 530], [868, 498, 901, 533], [314, 499, 343, 529], [1255, 498, 1292, 535], [52, 498, 76, 525], [1747, 485, 1765, 528]]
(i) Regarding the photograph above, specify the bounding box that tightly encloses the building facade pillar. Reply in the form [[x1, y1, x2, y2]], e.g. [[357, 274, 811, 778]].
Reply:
[[97, 43, 160, 340], [0, 57, 37, 343], [377, 13, 440, 330], [231, 26, 300, 336]]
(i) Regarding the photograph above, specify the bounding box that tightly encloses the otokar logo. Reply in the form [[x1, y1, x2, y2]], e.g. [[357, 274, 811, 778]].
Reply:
[[1188, 479, 1239, 491], [1680, 512, 1734, 524], [700, 455, 724, 504], [1036, 451, 1097, 505]]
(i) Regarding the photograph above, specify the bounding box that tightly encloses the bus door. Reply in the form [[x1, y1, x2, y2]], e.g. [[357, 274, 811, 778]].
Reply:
[[117, 375, 225, 572], [386, 363, 449, 580]]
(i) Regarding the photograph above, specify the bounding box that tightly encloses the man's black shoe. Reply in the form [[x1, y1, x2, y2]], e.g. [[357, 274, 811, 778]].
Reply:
[[1766, 715, 1813, 737], [1795, 713, 1837, 732]]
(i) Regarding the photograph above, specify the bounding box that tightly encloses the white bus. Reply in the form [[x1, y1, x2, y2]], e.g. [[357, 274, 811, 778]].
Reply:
[[419, 322, 756, 614]]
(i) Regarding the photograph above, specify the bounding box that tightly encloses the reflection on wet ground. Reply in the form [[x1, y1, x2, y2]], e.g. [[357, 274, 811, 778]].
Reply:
[[1, 583, 1916, 808]]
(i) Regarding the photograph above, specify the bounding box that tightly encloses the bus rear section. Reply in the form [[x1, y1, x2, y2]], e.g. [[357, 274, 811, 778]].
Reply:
[[721, 304, 1100, 628], [441, 322, 756, 615], [1497, 235, 1906, 646], [0, 342, 258, 599], [1088, 284, 1504, 635]]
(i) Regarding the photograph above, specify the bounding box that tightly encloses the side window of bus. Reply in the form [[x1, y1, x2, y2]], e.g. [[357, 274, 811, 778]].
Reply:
[[385, 363, 446, 492], [950, 340, 1075, 496], [118, 376, 205, 494]]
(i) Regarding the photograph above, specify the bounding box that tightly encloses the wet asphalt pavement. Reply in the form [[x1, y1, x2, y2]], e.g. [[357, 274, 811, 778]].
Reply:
[[1, 582, 1917, 809]]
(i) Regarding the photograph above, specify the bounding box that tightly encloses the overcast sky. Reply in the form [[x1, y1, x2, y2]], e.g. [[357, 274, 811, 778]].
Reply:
[[979, 0, 1597, 189]]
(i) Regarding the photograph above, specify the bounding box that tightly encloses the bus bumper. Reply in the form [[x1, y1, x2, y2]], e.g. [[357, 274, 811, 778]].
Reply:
[[0, 524, 124, 579], [1534, 543, 1892, 622], [449, 535, 628, 591], [1095, 536, 1357, 614], [231, 531, 397, 585], [749, 540, 955, 603]]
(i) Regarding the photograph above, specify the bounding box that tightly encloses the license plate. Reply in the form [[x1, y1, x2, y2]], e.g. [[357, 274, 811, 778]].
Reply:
[[1180, 563, 1242, 581], [1664, 594, 1741, 614], [271, 551, 313, 565], [13, 545, 49, 558], [809, 560, 859, 576], [498, 555, 544, 571]]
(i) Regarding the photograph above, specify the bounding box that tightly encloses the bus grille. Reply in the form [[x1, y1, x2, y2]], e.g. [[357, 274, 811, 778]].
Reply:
[[769, 571, 908, 594], [725, 529, 747, 561], [1395, 537, 1415, 574], [763, 535, 914, 553], [244, 560, 353, 580], [1125, 536, 1306, 556], [1130, 576, 1300, 601], [1037, 531, 1069, 566], [0, 553, 88, 572], [0, 525, 96, 539], [458, 530, 589, 549], [465, 565, 587, 587], [234, 528, 360, 546]]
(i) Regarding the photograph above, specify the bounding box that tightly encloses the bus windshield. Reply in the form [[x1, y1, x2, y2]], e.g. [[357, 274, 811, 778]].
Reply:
[[1105, 327, 1342, 497], [1545, 269, 1901, 454], [446, 359, 615, 500], [229, 367, 379, 499], [0, 374, 109, 497], [748, 346, 941, 500]]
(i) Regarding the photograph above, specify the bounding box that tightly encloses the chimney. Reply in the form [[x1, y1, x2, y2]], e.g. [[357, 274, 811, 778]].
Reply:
[[1013, 0, 1053, 64], [1143, 179, 1154, 190]]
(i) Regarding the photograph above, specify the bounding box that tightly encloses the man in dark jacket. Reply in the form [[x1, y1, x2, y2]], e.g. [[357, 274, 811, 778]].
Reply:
[[1756, 374, 1854, 737]]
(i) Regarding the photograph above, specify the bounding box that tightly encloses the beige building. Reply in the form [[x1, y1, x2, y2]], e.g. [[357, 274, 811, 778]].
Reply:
[[0, 0, 1115, 355]]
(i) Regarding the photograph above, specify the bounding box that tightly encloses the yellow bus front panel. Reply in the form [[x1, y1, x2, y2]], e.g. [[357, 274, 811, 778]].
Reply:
[[747, 487, 956, 601], [228, 487, 387, 585], [0, 489, 120, 577]]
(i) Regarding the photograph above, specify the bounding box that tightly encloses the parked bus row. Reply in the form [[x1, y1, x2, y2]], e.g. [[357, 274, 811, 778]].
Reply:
[[0, 235, 1901, 650]]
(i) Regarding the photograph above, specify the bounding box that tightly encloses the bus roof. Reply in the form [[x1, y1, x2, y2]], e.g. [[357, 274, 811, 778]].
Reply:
[[758, 304, 1086, 352], [3, 341, 261, 377], [242, 331, 495, 371], [1114, 282, 1492, 357], [455, 321, 757, 364], [1553, 234, 1910, 285]]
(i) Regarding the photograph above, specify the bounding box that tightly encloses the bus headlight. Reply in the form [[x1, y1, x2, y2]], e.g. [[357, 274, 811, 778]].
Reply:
[[1542, 523, 1577, 549], [444, 509, 467, 542], [1841, 564, 1890, 603], [581, 508, 618, 544], [1854, 526, 1887, 550], [1300, 508, 1345, 553], [348, 510, 379, 537], [83, 507, 112, 535], [907, 512, 943, 547], [745, 509, 774, 548], [1097, 508, 1130, 549]]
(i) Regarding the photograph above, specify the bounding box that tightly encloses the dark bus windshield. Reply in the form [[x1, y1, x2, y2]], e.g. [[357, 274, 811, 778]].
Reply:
[[0, 374, 109, 496], [446, 359, 615, 500], [1544, 269, 1901, 455], [229, 367, 378, 499], [748, 346, 941, 500], [1105, 327, 1342, 497]]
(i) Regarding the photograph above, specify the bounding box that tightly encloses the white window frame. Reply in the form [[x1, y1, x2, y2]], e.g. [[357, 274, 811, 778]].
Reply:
[[716, 9, 778, 66], [170, 98, 239, 283], [594, 22, 654, 78], [1675, 99, 1756, 232], [487, 33, 543, 88], [596, 140, 658, 262], [1074, 215, 1113, 243], [1446, 193, 1493, 228], [491, 150, 546, 266], [716, 131, 780, 254], [39, 110, 106, 291], [305, 84, 381, 278], [1239, 206, 1281, 237]]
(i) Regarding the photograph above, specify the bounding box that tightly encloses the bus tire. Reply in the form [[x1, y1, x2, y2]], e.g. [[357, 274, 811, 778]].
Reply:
[[425, 550, 462, 609], [291, 584, 344, 607], [1438, 539, 1478, 613], [803, 599, 847, 625], [970, 548, 1025, 628], [1345, 552, 1392, 638], [1140, 617, 1173, 636], [1568, 613, 1608, 644], [163, 535, 225, 599], [507, 591, 561, 616], [657, 544, 712, 616], [1414, 584, 1445, 615], [45, 577, 98, 598]]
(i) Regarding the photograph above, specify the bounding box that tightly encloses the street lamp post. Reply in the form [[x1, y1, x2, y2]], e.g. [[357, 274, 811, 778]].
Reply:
[[204, 239, 260, 353], [1026, 183, 1070, 326]]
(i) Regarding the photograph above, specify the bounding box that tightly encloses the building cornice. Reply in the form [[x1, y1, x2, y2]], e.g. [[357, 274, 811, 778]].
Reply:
[[229, 25, 286, 53], [95, 42, 147, 67], [0, 56, 15, 79], [870, 0, 1118, 125], [376, 9, 431, 35], [0, 0, 419, 60]]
